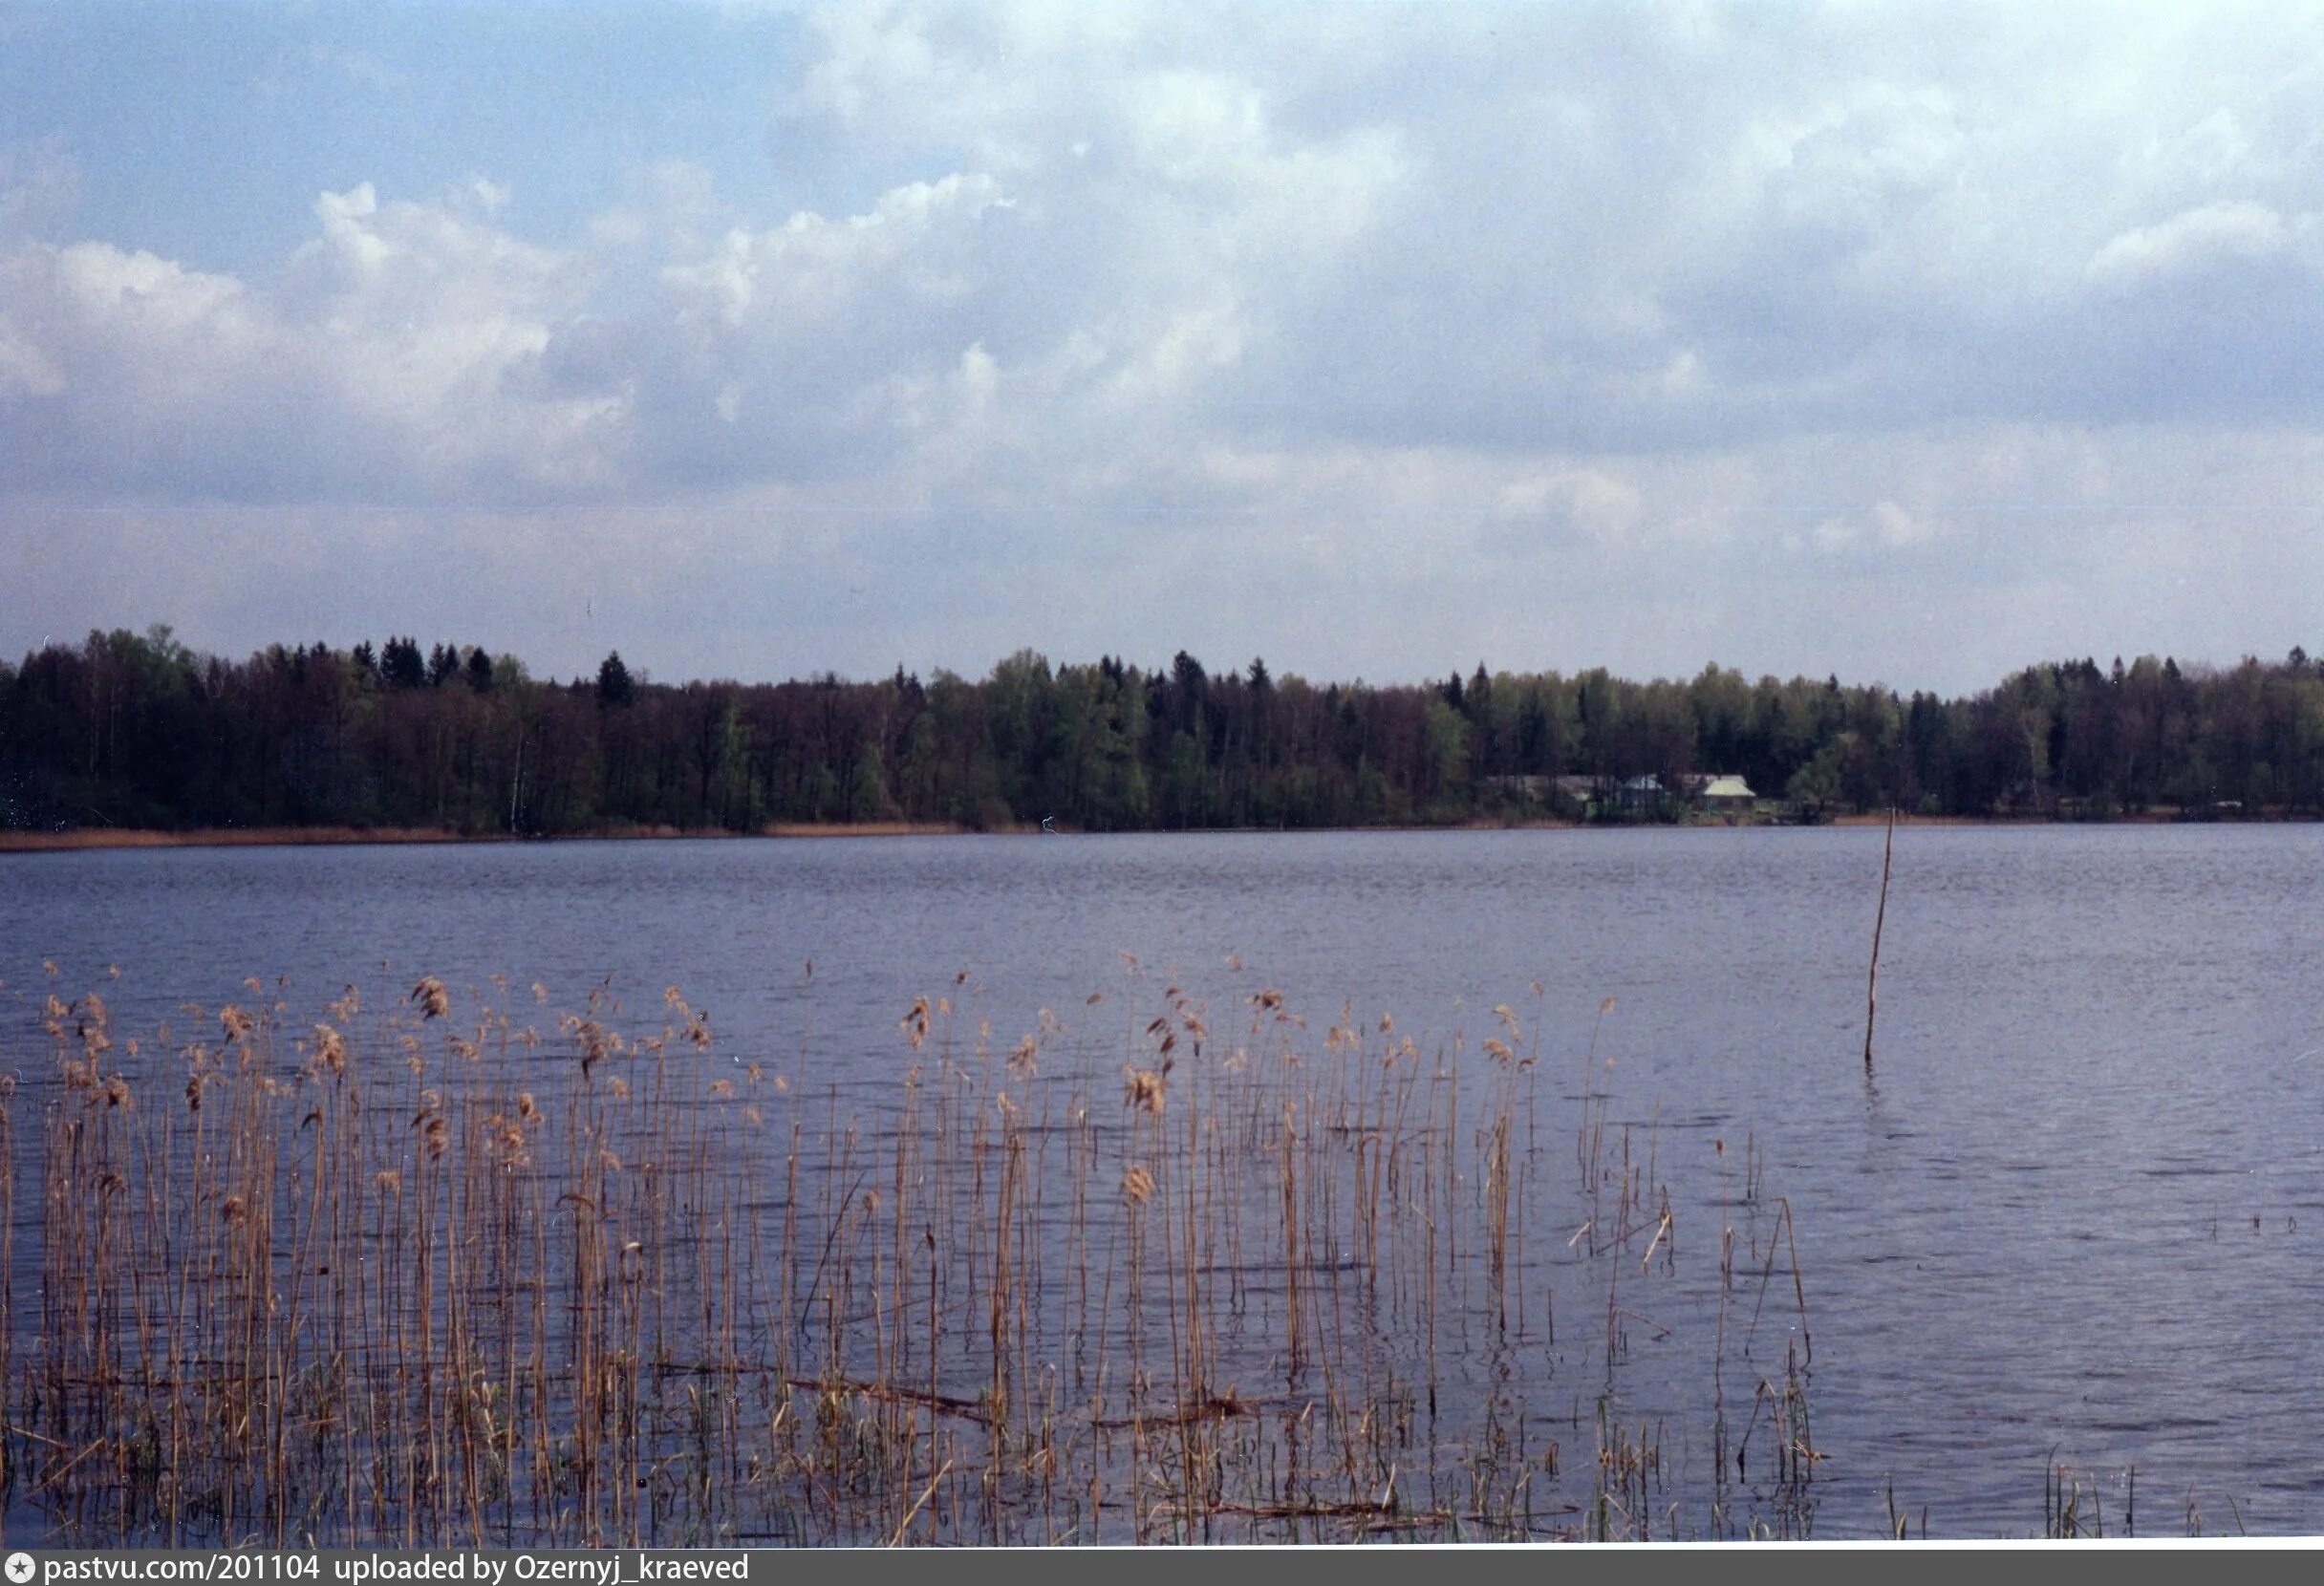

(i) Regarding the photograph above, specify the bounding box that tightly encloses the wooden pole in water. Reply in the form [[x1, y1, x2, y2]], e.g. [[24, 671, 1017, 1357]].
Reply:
[[1863, 802, 1896, 1070]]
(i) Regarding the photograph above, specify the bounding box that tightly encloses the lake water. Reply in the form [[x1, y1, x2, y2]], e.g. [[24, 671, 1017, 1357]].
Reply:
[[4, 825, 2321, 1539]]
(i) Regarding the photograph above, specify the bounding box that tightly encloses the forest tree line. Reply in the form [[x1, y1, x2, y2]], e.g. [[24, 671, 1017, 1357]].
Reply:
[[5, 627, 2324, 835]]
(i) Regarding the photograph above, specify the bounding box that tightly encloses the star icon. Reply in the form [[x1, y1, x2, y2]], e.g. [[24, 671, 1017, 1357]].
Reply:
[[6, 1554, 35, 1584]]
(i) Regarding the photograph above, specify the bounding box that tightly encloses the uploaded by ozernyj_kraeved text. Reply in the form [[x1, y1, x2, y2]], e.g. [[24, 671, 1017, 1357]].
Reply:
[[7, 1557, 749, 1586]]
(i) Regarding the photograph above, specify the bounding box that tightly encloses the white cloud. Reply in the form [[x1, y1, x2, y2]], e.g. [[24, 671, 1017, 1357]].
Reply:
[[0, 180, 619, 502], [9, 5, 2324, 691], [28, 4, 2304, 518], [1496, 467, 1645, 543], [659, 172, 1005, 332], [1873, 499, 1928, 547], [2085, 199, 2296, 286], [0, 314, 63, 397], [1806, 499, 1931, 555]]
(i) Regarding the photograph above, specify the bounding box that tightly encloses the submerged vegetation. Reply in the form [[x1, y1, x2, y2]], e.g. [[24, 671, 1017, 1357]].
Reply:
[[3, 963, 1836, 1546], [7, 629, 2324, 838]]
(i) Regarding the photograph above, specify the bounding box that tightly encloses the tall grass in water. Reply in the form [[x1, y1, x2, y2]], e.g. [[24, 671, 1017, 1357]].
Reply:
[[1, 965, 1821, 1546]]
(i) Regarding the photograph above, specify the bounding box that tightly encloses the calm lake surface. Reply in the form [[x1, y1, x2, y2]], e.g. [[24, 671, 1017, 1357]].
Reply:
[[5, 825, 2321, 1538]]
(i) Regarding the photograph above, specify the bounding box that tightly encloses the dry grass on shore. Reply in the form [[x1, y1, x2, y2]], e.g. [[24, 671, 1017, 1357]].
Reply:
[[0, 825, 484, 853], [760, 821, 979, 838], [0, 822, 986, 854]]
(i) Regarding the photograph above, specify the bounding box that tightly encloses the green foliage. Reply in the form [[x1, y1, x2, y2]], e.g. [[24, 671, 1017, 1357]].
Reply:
[[5, 633, 2322, 835], [1424, 698, 1470, 808], [850, 743, 893, 822], [1162, 729, 1208, 828]]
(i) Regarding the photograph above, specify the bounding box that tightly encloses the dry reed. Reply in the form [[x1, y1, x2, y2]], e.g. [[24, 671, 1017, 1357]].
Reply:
[[0, 965, 1827, 1546]]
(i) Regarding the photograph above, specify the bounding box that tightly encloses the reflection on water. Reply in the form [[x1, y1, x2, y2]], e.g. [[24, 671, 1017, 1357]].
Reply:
[[2, 825, 2319, 1539]]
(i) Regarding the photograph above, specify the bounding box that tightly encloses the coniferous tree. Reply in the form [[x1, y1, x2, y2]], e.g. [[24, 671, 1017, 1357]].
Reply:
[[596, 652, 635, 708], [380, 637, 426, 690]]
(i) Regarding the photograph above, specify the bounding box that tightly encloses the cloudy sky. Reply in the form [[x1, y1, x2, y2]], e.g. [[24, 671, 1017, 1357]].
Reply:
[[4, 1, 2322, 695]]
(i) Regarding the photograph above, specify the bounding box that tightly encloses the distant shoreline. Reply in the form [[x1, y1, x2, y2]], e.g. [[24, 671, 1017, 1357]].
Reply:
[[0, 821, 979, 853], [2, 809, 2293, 853]]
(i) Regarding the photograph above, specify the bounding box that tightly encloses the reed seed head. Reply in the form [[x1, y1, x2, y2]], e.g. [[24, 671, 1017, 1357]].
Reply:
[[900, 996, 932, 1051], [1123, 1065, 1168, 1115]]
